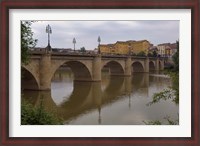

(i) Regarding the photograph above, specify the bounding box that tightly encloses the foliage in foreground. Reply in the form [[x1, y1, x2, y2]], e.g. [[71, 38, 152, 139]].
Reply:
[[21, 21, 38, 64], [143, 116, 179, 125], [147, 72, 179, 106], [21, 99, 63, 125], [143, 120, 162, 125], [145, 41, 179, 125], [148, 41, 179, 105]]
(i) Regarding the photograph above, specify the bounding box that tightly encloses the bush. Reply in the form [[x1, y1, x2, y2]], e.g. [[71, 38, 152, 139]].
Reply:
[[21, 99, 63, 125]]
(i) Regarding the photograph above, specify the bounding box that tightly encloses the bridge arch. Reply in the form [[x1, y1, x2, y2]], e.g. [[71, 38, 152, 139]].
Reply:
[[102, 60, 125, 76], [149, 61, 156, 71], [51, 60, 93, 82], [21, 67, 40, 90], [132, 61, 145, 72]]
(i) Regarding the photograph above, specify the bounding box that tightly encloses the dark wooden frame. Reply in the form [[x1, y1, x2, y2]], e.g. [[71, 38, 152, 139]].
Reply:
[[0, 0, 199, 145]]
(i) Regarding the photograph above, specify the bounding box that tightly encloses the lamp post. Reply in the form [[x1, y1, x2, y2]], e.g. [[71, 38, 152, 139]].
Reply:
[[73, 38, 76, 52], [46, 24, 52, 52], [97, 36, 101, 54]]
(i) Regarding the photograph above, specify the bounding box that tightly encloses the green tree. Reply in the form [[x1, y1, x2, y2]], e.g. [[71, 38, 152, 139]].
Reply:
[[170, 41, 179, 102], [137, 51, 146, 57], [172, 41, 179, 72], [147, 51, 157, 57], [21, 21, 37, 64], [152, 50, 158, 57], [80, 47, 86, 52]]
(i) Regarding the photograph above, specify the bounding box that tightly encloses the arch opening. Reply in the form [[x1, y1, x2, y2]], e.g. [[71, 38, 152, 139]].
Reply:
[[21, 67, 39, 90], [51, 61, 93, 105], [149, 61, 155, 71], [102, 61, 124, 76], [132, 62, 144, 73], [51, 67, 74, 105], [53, 61, 92, 82]]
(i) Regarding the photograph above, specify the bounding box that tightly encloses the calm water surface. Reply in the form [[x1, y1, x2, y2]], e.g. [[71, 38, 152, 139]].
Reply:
[[22, 68, 179, 125]]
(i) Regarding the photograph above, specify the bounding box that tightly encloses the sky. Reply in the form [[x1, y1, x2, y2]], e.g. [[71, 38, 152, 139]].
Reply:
[[31, 21, 179, 50]]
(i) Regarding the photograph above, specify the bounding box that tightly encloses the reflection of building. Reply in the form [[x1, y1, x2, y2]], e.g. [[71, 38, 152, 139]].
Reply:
[[99, 40, 151, 55]]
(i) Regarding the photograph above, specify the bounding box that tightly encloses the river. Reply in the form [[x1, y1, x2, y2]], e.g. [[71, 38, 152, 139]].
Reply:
[[22, 68, 179, 125]]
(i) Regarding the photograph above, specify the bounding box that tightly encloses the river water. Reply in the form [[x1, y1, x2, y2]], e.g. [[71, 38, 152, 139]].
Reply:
[[22, 68, 179, 125]]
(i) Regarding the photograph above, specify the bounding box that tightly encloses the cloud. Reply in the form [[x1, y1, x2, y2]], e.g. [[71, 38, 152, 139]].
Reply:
[[31, 20, 179, 50]]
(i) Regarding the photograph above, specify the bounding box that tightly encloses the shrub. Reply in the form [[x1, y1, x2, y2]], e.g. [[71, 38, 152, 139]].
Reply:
[[21, 99, 63, 125]]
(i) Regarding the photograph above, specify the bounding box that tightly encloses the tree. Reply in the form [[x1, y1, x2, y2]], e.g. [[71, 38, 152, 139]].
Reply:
[[152, 50, 158, 57], [172, 41, 179, 72], [21, 21, 37, 64], [148, 50, 158, 57], [137, 51, 146, 57], [80, 47, 86, 52]]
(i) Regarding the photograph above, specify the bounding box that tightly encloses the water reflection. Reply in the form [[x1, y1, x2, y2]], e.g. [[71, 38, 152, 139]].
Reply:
[[22, 68, 178, 125]]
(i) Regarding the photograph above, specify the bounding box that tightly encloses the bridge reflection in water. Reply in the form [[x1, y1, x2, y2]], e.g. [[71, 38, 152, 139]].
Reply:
[[22, 69, 178, 125]]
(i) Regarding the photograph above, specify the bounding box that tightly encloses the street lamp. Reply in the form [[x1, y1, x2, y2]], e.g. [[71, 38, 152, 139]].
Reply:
[[97, 36, 101, 54], [73, 38, 76, 52], [46, 24, 52, 51]]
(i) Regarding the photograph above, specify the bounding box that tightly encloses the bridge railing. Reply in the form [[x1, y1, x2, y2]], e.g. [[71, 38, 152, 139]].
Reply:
[[28, 50, 167, 59]]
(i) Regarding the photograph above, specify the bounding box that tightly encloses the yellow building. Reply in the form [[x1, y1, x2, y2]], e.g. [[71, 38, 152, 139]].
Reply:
[[99, 44, 111, 54], [131, 40, 150, 55], [99, 40, 151, 55], [114, 41, 130, 54]]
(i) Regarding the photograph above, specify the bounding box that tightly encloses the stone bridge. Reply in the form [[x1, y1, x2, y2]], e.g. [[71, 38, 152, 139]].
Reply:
[[22, 52, 164, 90]]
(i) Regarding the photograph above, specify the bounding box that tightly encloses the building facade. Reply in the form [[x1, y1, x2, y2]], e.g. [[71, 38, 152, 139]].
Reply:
[[99, 40, 151, 55], [157, 43, 177, 57]]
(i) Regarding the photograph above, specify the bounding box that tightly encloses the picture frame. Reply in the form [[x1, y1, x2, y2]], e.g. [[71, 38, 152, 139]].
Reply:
[[0, 0, 199, 145]]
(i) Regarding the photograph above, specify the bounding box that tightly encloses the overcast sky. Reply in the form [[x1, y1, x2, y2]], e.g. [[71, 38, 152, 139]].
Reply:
[[31, 21, 179, 50]]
